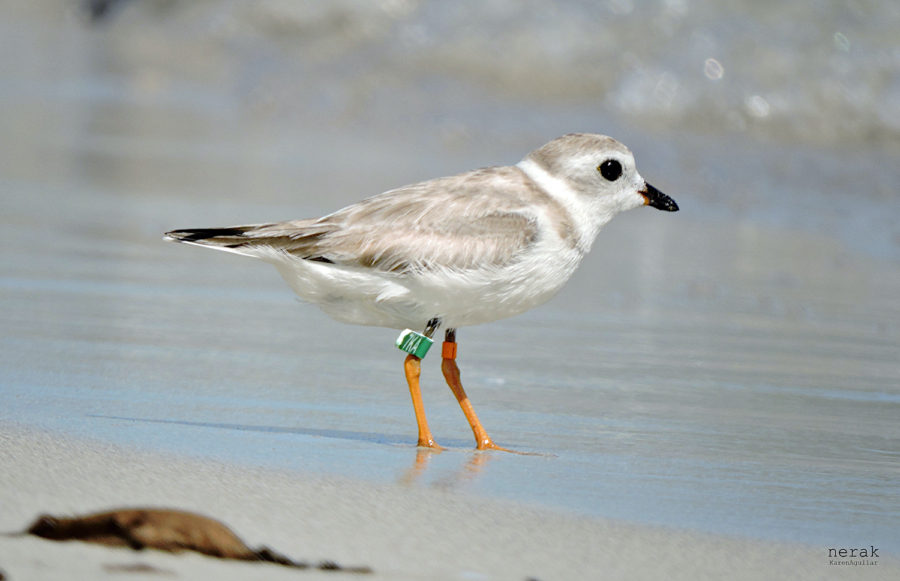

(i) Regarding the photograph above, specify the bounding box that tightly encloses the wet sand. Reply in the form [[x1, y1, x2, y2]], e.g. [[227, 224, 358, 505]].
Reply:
[[4, 424, 894, 581]]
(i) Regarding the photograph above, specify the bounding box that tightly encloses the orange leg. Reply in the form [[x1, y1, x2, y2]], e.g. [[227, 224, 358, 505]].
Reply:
[[404, 354, 441, 449], [440, 334, 510, 451]]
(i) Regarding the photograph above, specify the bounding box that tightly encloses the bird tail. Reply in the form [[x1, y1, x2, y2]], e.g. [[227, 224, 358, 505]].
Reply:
[[164, 225, 271, 256], [165, 218, 333, 262]]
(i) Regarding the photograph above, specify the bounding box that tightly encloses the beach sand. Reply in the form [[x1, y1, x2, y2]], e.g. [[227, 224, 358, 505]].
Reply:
[[1, 424, 894, 581]]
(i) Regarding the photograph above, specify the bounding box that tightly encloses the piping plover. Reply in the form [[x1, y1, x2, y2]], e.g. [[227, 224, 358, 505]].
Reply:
[[165, 133, 679, 450]]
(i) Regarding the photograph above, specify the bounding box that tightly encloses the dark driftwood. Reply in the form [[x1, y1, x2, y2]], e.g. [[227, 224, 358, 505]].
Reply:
[[26, 508, 371, 573]]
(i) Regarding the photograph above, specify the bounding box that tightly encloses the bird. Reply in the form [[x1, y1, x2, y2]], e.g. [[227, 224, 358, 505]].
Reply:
[[165, 133, 679, 451]]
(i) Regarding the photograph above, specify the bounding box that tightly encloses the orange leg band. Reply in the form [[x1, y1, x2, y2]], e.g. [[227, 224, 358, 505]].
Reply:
[[441, 340, 457, 360]]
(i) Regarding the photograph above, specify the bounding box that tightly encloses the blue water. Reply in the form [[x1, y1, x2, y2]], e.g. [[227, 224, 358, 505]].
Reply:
[[2, 0, 899, 552]]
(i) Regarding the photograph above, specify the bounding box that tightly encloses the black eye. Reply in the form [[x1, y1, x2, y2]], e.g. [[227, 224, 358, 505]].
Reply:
[[598, 159, 622, 181]]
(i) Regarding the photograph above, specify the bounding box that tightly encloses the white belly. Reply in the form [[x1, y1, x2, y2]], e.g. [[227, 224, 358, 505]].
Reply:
[[268, 240, 584, 330]]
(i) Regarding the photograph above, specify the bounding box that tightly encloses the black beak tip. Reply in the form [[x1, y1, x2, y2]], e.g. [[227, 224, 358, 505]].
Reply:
[[642, 183, 679, 212]]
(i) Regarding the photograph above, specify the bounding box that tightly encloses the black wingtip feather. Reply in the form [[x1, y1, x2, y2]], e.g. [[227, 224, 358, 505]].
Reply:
[[165, 228, 248, 243]]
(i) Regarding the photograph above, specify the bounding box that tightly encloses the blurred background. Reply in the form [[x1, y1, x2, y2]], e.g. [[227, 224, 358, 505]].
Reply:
[[2, 0, 898, 547], [4, 1, 900, 250]]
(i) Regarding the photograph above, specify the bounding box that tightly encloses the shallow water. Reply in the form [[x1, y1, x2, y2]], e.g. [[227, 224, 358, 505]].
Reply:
[[2, 0, 899, 550]]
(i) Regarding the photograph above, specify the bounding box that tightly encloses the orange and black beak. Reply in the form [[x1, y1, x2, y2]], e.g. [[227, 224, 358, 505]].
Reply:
[[641, 183, 679, 212]]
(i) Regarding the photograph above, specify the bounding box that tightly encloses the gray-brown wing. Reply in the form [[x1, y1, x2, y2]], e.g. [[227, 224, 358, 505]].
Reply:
[[166, 167, 543, 272], [290, 168, 542, 272]]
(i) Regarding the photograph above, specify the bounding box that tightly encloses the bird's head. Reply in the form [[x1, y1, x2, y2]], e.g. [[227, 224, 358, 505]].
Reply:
[[522, 133, 679, 225]]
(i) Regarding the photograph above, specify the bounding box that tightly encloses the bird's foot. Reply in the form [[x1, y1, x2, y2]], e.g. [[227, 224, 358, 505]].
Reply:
[[475, 439, 514, 453], [416, 438, 445, 451], [475, 438, 544, 455]]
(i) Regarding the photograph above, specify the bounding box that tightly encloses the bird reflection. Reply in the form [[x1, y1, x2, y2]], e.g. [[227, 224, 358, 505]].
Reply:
[[398, 447, 505, 488]]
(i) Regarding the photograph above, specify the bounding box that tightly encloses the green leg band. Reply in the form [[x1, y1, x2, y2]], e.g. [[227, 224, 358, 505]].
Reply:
[[396, 329, 434, 359]]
